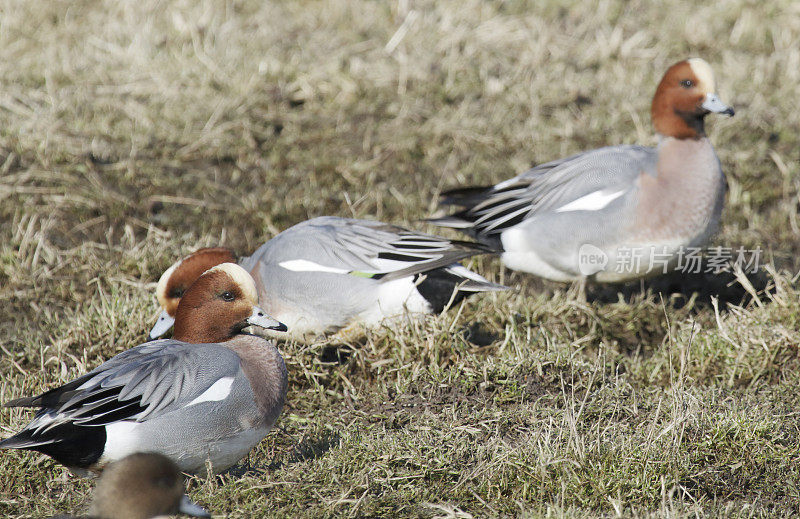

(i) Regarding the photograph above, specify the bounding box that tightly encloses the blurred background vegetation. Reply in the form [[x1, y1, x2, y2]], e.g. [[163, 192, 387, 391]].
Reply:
[[1, 0, 799, 517]]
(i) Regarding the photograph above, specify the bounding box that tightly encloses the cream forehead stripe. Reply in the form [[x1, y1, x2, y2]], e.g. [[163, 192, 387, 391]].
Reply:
[[687, 58, 716, 93], [208, 263, 258, 304], [156, 261, 181, 307]]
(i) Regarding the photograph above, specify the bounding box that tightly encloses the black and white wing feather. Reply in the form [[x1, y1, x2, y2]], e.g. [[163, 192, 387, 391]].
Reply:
[[4, 340, 242, 433], [432, 145, 657, 241], [246, 216, 498, 282]]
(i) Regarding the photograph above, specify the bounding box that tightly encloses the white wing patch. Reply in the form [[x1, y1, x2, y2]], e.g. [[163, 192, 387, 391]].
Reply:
[[555, 189, 626, 213], [186, 377, 235, 407], [278, 259, 350, 274]]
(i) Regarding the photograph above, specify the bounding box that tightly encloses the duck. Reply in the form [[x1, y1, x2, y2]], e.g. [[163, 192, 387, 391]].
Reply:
[[430, 58, 734, 283], [1, 263, 288, 475], [50, 452, 210, 519], [148, 216, 506, 342]]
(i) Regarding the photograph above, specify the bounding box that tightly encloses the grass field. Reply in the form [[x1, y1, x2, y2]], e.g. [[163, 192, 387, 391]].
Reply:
[[1, 0, 800, 517]]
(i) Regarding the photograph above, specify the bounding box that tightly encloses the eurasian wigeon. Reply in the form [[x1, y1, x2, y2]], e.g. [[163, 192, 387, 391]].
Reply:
[[149, 216, 506, 342], [430, 58, 734, 282], [1, 263, 288, 475], [51, 452, 210, 519]]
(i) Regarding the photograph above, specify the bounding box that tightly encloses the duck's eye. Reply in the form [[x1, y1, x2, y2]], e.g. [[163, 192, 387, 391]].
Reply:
[[220, 291, 235, 302], [168, 288, 184, 299], [680, 79, 694, 88]]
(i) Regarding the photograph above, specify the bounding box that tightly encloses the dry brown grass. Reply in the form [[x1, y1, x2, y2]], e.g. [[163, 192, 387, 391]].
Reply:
[[1, 0, 800, 517]]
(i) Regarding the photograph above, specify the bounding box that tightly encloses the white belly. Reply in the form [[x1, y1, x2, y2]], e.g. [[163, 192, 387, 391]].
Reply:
[[100, 421, 270, 475], [356, 276, 432, 325]]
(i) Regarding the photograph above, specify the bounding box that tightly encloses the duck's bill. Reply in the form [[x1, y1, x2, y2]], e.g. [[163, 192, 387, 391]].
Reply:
[[179, 494, 211, 517], [702, 93, 734, 116], [148, 309, 175, 340], [247, 306, 288, 332]]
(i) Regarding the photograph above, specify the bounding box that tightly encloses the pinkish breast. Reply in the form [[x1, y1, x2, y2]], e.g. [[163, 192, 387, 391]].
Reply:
[[631, 136, 725, 245]]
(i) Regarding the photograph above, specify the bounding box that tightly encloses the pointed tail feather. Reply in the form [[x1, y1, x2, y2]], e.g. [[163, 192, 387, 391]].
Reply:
[[444, 265, 508, 292], [439, 185, 496, 207], [416, 266, 508, 313], [428, 184, 497, 232], [0, 421, 106, 468], [4, 396, 41, 408], [0, 431, 53, 450], [455, 278, 508, 292]]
